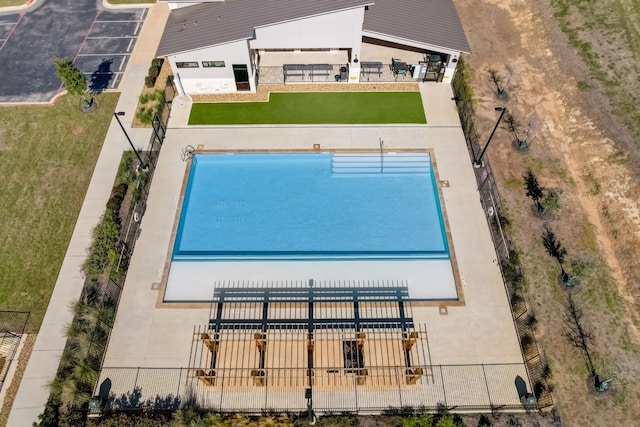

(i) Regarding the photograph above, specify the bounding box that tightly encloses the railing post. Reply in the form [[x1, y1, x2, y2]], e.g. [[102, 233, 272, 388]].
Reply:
[[481, 364, 493, 409]]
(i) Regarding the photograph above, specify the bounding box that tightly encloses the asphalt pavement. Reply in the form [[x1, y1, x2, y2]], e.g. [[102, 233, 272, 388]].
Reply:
[[0, 0, 146, 103]]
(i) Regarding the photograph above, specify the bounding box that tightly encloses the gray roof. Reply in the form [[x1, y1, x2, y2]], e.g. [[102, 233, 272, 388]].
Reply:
[[363, 0, 470, 53], [157, 0, 470, 57], [157, 0, 372, 56]]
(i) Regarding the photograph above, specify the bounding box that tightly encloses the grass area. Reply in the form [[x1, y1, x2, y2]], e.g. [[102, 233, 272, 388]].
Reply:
[[551, 0, 640, 137], [107, 0, 155, 4], [0, 93, 119, 331], [0, 0, 24, 7], [189, 92, 426, 125]]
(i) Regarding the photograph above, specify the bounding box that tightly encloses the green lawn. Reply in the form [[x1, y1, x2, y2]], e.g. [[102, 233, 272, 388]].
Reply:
[[0, 0, 24, 7], [0, 94, 119, 331], [107, 0, 155, 4], [189, 92, 426, 125]]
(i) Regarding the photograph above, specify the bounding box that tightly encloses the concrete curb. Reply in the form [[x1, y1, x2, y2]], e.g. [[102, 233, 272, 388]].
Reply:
[[102, 0, 153, 10], [0, 0, 37, 13]]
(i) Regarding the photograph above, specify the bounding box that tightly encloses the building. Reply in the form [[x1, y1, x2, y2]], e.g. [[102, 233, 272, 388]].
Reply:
[[156, 0, 470, 95]]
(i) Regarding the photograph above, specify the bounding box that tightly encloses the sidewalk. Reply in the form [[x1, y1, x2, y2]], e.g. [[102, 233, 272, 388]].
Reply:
[[6, 3, 170, 426]]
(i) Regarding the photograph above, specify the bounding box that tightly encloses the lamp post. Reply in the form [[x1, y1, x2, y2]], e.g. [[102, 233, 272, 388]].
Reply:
[[113, 111, 147, 170], [473, 107, 507, 168]]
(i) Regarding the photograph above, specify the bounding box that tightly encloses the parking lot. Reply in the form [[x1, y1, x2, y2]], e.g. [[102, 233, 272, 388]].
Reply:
[[0, 1, 147, 103]]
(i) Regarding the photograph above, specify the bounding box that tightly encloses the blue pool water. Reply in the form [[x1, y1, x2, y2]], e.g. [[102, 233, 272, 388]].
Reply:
[[173, 153, 449, 260]]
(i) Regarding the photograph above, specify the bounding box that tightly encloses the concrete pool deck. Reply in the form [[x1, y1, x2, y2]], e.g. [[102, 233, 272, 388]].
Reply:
[[102, 83, 524, 378]]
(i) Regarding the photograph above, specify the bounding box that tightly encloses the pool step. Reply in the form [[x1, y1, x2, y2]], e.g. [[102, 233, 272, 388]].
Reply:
[[331, 153, 431, 174]]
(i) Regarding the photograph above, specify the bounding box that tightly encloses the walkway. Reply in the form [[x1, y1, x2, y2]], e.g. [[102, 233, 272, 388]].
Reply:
[[6, 2, 170, 425]]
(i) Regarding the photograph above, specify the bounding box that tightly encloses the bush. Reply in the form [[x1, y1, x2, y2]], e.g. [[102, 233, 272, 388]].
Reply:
[[534, 380, 547, 397], [541, 188, 562, 213], [145, 75, 156, 88], [510, 293, 524, 308], [136, 106, 154, 125], [478, 414, 493, 427], [151, 57, 164, 69], [87, 411, 172, 427], [106, 183, 128, 215], [148, 64, 160, 79], [520, 333, 535, 351], [83, 210, 121, 279]]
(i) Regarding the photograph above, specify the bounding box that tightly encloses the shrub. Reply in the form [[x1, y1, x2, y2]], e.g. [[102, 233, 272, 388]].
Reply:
[[137, 106, 154, 125], [145, 75, 156, 88], [525, 313, 537, 328], [520, 333, 535, 352], [478, 414, 493, 427], [106, 183, 128, 215], [541, 188, 562, 213], [148, 64, 160, 79], [542, 362, 552, 379], [83, 210, 121, 279], [151, 57, 164, 69], [534, 380, 547, 397], [510, 293, 524, 308]]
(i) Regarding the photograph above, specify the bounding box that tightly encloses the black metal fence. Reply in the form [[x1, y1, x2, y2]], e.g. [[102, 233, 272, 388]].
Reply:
[[52, 94, 172, 408], [95, 363, 533, 414], [452, 58, 553, 410], [0, 311, 30, 390]]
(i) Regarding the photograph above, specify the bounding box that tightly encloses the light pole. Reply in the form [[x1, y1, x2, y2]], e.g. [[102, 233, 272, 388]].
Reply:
[[473, 107, 507, 168], [113, 111, 147, 170]]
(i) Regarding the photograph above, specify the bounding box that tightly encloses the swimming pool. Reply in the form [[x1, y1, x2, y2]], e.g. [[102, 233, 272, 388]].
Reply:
[[173, 152, 449, 261]]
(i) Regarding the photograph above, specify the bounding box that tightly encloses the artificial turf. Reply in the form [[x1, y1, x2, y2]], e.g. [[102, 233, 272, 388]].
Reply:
[[0, 93, 119, 331], [189, 92, 426, 125]]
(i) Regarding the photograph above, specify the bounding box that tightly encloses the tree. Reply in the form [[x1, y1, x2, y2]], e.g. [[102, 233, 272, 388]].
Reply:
[[504, 112, 529, 149], [488, 67, 509, 98], [54, 57, 92, 108], [564, 294, 595, 373], [542, 227, 572, 284], [524, 170, 544, 214]]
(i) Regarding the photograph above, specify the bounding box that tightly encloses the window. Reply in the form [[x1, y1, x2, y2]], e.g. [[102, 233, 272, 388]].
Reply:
[[176, 62, 199, 68], [202, 61, 225, 68]]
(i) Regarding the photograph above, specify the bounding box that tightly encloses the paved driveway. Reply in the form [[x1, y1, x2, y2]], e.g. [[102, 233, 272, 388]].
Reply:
[[0, 0, 146, 103]]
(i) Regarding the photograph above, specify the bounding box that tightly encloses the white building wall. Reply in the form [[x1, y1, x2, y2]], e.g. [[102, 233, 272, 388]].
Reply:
[[251, 8, 365, 59], [442, 51, 460, 84], [168, 40, 255, 95]]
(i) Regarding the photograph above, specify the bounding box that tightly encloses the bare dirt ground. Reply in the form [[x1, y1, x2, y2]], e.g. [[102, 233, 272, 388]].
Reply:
[[455, 0, 640, 425]]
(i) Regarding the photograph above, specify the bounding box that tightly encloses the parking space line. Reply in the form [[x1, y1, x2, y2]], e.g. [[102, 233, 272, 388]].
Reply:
[[73, 10, 101, 62], [110, 73, 122, 89], [0, 12, 24, 52], [119, 56, 126, 71], [77, 53, 132, 56], [86, 36, 138, 39], [81, 71, 123, 89], [126, 38, 134, 52], [95, 20, 145, 23], [134, 21, 140, 36], [140, 8, 147, 21]]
